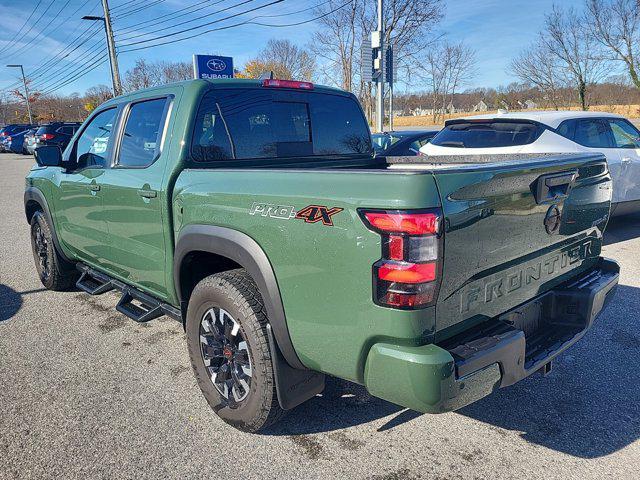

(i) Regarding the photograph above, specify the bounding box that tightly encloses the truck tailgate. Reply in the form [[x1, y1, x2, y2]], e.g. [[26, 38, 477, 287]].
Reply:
[[431, 153, 612, 337]]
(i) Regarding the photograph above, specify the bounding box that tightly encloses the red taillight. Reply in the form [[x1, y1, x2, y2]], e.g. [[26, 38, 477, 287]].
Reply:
[[363, 211, 439, 235], [262, 79, 314, 90], [40, 133, 55, 140], [378, 262, 436, 283], [360, 209, 442, 310]]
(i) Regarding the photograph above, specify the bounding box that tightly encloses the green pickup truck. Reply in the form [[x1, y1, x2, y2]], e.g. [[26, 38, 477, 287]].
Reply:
[[25, 78, 619, 432]]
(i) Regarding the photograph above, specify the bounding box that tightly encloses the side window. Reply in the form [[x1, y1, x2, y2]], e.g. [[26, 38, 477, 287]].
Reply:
[[72, 108, 118, 169], [117, 98, 168, 168], [408, 140, 422, 154], [556, 120, 575, 140], [608, 119, 640, 148], [573, 119, 613, 148]]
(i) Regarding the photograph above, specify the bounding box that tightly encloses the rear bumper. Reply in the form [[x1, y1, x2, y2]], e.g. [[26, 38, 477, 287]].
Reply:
[[364, 257, 619, 413]]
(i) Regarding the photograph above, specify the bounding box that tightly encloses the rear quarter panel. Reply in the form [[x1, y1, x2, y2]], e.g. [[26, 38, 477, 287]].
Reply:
[[173, 168, 441, 383]]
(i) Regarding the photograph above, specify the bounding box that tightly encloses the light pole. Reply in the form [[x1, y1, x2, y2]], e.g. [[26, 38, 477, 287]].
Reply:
[[83, 0, 122, 96], [6, 64, 33, 124]]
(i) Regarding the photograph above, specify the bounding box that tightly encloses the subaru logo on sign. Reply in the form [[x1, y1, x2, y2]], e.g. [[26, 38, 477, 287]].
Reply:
[[207, 58, 227, 72], [193, 54, 234, 80]]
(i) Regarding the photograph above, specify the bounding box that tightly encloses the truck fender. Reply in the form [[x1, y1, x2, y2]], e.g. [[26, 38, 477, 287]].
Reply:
[[174, 224, 303, 365], [24, 187, 72, 263], [174, 225, 325, 409]]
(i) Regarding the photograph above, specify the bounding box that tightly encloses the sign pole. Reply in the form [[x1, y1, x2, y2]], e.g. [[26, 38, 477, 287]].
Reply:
[[375, 0, 384, 133]]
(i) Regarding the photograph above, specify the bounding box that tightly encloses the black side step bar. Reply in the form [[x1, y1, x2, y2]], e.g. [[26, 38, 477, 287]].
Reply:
[[76, 268, 115, 295], [76, 264, 182, 323]]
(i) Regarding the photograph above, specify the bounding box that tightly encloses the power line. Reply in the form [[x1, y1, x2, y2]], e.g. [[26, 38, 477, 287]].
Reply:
[[119, 0, 350, 54], [248, 0, 353, 27], [117, 0, 258, 42], [9, 0, 101, 62], [115, 0, 226, 35], [110, 0, 146, 13], [37, 48, 108, 92], [0, 23, 102, 94], [119, 0, 284, 49], [0, 0, 54, 59], [30, 42, 108, 91], [0, 0, 45, 55], [40, 54, 109, 95], [112, 0, 167, 20], [8, 0, 76, 60]]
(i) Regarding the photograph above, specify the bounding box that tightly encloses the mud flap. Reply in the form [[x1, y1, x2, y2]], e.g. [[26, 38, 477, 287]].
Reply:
[[266, 324, 325, 410]]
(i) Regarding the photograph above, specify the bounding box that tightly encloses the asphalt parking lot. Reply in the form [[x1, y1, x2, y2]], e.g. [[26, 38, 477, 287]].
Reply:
[[1, 152, 639, 480]]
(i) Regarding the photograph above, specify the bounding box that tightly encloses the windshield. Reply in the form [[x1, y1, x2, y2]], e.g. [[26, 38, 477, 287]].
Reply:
[[371, 133, 403, 153], [431, 121, 542, 148], [192, 88, 372, 162]]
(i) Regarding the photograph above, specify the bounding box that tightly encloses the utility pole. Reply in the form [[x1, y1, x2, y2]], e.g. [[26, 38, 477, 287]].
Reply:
[[83, 0, 122, 96], [375, 0, 384, 132], [6, 64, 33, 124]]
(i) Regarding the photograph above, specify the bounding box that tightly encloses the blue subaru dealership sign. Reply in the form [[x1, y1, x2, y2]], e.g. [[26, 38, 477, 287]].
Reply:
[[193, 54, 234, 79]]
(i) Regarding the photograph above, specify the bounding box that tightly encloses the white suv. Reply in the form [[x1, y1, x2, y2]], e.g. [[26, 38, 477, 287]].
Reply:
[[419, 111, 640, 216]]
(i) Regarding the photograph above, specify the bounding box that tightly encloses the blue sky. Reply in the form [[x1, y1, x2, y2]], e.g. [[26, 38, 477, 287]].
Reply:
[[0, 0, 585, 97]]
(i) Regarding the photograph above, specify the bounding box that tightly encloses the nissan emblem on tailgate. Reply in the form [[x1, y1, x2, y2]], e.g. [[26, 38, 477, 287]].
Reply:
[[544, 205, 562, 235]]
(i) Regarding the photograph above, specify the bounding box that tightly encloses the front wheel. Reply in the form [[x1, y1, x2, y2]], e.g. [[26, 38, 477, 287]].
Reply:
[[186, 269, 284, 432]]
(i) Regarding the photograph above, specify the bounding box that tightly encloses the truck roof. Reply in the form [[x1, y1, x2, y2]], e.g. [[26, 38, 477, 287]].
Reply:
[[100, 78, 346, 108], [452, 110, 625, 129]]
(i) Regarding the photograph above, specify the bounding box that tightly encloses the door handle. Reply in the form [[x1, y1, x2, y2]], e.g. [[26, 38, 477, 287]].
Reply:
[[88, 184, 100, 192], [622, 157, 632, 164], [137, 189, 157, 199]]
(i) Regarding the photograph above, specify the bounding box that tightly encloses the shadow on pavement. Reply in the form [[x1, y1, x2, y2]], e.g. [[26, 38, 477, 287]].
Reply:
[[457, 284, 640, 458], [266, 285, 640, 459], [604, 212, 640, 245], [0, 285, 46, 322]]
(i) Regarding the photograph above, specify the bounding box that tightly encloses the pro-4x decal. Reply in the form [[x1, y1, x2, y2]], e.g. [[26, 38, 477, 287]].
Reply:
[[295, 205, 344, 226], [249, 202, 343, 226]]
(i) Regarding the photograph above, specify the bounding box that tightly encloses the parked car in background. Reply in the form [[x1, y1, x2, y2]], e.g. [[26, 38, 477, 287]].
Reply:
[[0, 134, 10, 152], [1, 124, 33, 138], [420, 111, 640, 216], [3, 127, 34, 154], [372, 129, 439, 156], [23, 129, 38, 155], [34, 122, 82, 152], [1, 124, 36, 152]]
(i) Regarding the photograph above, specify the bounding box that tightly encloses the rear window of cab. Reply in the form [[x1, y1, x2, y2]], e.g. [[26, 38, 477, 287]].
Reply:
[[430, 121, 543, 148], [191, 88, 372, 163]]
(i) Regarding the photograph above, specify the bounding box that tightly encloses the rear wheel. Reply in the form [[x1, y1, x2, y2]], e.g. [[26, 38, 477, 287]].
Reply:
[[186, 269, 284, 432], [30, 211, 77, 291]]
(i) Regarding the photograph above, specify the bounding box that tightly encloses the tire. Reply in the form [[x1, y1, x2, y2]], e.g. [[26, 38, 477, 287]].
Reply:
[[29, 211, 77, 291], [186, 269, 285, 432]]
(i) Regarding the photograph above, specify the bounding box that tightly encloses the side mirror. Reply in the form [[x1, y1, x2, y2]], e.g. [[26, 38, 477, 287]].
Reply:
[[34, 145, 63, 167]]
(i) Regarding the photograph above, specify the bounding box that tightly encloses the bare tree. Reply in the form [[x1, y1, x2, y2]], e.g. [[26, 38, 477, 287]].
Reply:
[[510, 40, 565, 109], [83, 84, 114, 113], [310, 0, 365, 91], [311, 0, 442, 91], [586, 0, 640, 88], [123, 58, 193, 92], [420, 40, 476, 122], [255, 39, 315, 80], [540, 6, 607, 110], [380, 0, 444, 66]]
